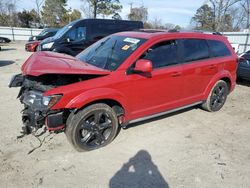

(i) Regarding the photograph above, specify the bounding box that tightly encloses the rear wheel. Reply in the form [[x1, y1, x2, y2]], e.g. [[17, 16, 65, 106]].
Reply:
[[65, 103, 119, 152], [202, 80, 229, 112]]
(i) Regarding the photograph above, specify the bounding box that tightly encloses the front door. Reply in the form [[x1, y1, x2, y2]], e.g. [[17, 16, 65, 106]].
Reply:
[[123, 40, 184, 119]]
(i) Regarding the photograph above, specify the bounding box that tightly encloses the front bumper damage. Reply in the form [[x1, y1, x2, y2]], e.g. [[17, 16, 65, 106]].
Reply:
[[9, 74, 65, 134]]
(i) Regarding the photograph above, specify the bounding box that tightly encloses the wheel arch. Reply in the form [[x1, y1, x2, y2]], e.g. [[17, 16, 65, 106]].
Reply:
[[204, 71, 234, 98], [64, 88, 131, 121]]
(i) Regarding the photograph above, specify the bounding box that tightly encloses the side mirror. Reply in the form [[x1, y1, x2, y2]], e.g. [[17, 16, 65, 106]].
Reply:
[[134, 59, 153, 73]]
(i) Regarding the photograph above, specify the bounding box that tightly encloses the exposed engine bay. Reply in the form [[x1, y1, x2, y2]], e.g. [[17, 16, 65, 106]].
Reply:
[[9, 73, 102, 135]]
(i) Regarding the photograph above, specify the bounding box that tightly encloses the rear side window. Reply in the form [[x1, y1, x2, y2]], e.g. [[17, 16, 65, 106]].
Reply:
[[181, 39, 210, 62], [207, 40, 231, 57], [142, 40, 178, 68]]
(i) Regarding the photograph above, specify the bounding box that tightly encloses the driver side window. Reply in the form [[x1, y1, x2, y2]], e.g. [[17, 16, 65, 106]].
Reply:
[[66, 27, 86, 42], [141, 40, 178, 69]]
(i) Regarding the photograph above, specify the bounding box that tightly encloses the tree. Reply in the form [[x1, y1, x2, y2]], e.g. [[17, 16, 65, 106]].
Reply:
[[81, 0, 122, 19], [33, 0, 45, 27], [241, 0, 250, 29], [128, 5, 148, 22], [0, 0, 18, 27], [150, 17, 165, 29], [17, 10, 34, 27], [208, 0, 242, 31], [41, 0, 67, 27], [66, 8, 82, 23], [191, 4, 215, 31]]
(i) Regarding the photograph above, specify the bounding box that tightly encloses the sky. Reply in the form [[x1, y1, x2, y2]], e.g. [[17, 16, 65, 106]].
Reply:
[[16, 0, 206, 27]]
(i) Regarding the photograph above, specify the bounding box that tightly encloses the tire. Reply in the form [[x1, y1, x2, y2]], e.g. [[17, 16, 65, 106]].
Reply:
[[201, 80, 229, 112], [65, 103, 119, 152]]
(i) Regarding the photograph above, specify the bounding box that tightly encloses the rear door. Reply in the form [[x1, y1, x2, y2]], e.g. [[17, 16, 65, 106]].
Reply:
[[179, 39, 219, 103]]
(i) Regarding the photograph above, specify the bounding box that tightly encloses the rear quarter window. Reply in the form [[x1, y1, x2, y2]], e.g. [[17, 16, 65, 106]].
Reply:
[[181, 39, 210, 62], [207, 40, 231, 57]]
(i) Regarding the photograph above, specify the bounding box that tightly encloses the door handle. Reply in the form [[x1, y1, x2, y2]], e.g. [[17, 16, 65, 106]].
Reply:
[[171, 72, 182, 77], [208, 64, 216, 69]]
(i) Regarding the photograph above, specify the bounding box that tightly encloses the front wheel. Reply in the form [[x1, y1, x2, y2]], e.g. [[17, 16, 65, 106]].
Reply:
[[201, 80, 229, 112], [65, 103, 119, 152]]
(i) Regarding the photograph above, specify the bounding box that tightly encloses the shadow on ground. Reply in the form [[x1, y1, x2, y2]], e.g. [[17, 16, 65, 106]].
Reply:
[[0, 60, 15, 67], [109, 150, 170, 188], [237, 79, 250, 87]]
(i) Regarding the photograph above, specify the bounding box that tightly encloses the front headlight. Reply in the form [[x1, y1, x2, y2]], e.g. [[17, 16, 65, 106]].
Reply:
[[33, 36, 36, 40], [42, 95, 62, 109], [42, 42, 54, 49]]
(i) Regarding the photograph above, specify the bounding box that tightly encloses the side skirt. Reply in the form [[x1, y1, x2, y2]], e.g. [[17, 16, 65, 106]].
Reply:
[[123, 101, 203, 128]]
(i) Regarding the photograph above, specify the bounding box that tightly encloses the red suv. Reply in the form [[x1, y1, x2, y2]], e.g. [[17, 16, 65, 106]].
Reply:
[[9, 30, 237, 151]]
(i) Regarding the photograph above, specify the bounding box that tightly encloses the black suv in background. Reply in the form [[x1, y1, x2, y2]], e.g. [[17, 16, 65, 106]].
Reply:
[[38, 19, 143, 56]]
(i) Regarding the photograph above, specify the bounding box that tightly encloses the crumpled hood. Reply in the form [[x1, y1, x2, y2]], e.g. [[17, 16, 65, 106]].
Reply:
[[21, 51, 110, 76]]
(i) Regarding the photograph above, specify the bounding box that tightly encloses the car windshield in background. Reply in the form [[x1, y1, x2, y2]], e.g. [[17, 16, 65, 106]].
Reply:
[[53, 21, 77, 39], [77, 35, 146, 71]]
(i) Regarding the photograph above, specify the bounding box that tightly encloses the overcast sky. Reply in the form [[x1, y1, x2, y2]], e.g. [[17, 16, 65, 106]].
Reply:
[[17, 0, 206, 27]]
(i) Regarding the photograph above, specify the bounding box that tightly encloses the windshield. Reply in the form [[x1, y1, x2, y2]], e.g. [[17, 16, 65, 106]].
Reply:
[[38, 29, 50, 36], [77, 35, 146, 71], [53, 21, 77, 39]]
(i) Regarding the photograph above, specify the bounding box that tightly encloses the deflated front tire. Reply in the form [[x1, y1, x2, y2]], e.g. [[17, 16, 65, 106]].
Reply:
[[65, 103, 119, 152]]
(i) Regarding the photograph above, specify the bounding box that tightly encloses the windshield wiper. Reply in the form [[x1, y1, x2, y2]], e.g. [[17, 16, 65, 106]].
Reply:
[[95, 37, 110, 52], [84, 38, 111, 64], [104, 40, 117, 69]]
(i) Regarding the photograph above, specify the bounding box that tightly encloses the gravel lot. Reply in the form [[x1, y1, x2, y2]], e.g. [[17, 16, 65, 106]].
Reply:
[[0, 42, 250, 188]]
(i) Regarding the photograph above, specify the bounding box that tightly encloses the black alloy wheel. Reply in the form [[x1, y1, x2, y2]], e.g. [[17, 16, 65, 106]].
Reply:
[[66, 103, 119, 151], [202, 80, 229, 112], [210, 84, 227, 111]]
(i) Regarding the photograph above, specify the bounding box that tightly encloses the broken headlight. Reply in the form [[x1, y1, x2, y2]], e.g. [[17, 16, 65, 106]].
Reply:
[[42, 95, 62, 109], [23, 91, 62, 109]]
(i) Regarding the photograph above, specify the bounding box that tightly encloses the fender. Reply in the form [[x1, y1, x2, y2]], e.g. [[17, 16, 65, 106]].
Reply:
[[64, 88, 131, 120], [203, 70, 234, 98]]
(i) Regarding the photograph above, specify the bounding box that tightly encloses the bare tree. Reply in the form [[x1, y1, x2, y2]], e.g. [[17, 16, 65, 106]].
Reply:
[[150, 17, 164, 29], [81, 0, 94, 18], [34, 0, 44, 19], [207, 0, 242, 31], [32, 0, 44, 27], [241, 0, 250, 29]]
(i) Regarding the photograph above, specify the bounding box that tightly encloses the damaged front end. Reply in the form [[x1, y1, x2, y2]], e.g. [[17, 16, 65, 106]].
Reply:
[[9, 73, 101, 135], [9, 74, 67, 134]]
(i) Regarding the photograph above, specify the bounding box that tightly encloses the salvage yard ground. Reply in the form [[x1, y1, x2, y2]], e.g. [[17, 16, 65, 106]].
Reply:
[[0, 42, 250, 188]]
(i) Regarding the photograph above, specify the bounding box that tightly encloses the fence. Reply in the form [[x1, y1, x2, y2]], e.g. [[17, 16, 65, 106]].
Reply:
[[0, 26, 250, 53], [0, 26, 43, 41], [223, 32, 250, 54]]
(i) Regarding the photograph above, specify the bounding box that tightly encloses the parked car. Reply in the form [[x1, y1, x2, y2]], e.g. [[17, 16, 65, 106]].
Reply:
[[237, 50, 250, 80], [9, 30, 237, 151], [38, 19, 143, 56], [0, 36, 11, 43], [25, 40, 41, 52], [25, 28, 59, 52], [28, 28, 59, 42]]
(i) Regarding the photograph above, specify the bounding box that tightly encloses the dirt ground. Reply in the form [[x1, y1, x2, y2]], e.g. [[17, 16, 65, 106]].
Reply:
[[0, 42, 250, 188]]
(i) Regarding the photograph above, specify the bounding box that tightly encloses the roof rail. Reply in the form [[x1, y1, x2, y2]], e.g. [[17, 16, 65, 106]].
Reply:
[[137, 29, 167, 33], [180, 29, 223, 35]]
